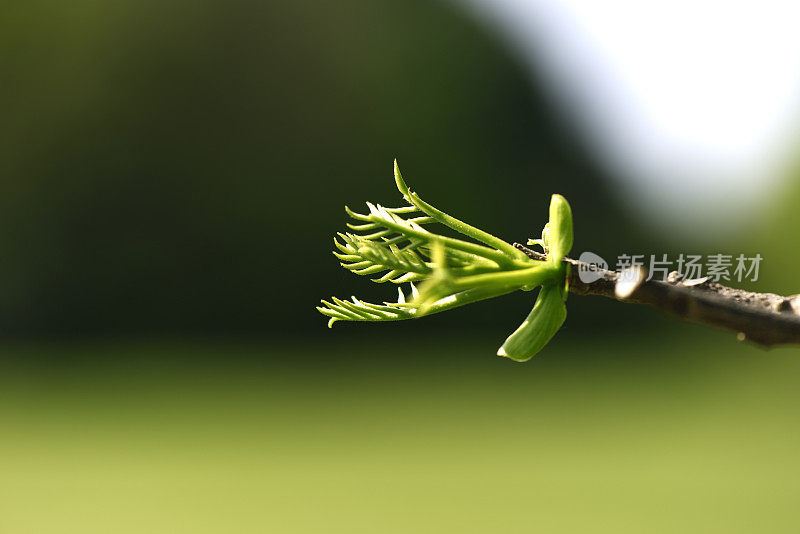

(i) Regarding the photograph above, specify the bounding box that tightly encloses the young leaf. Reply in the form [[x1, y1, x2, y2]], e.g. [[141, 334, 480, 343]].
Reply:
[[547, 194, 573, 265], [497, 283, 567, 362], [394, 160, 526, 261], [319, 162, 574, 360]]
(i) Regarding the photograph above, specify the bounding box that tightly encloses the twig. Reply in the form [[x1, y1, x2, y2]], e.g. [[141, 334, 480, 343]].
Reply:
[[513, 243, 800, 348]]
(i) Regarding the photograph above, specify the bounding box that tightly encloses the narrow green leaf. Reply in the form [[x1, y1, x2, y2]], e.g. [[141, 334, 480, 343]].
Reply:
[[394, 159, 526, 261]]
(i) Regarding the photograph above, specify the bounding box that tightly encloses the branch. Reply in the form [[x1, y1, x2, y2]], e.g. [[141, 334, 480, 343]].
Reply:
[[513, 243, 800, 348]]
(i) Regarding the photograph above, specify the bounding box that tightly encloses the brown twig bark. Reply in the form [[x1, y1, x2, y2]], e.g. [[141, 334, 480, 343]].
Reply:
[[513, 243, 800, 348]]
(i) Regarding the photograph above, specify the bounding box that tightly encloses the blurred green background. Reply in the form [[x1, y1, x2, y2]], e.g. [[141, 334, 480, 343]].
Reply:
[[1, 0, 800, 532]]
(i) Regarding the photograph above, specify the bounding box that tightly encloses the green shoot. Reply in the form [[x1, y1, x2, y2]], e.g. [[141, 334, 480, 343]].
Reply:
[[318, 161, 574, 360]]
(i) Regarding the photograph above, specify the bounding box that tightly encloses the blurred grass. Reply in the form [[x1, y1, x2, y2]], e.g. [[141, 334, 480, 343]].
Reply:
[[0, 330, 799, 533]]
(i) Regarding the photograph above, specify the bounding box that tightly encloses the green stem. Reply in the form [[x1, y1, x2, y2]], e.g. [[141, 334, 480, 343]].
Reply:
[[451, 263, 558, 292], [414, 285, 521, 316]]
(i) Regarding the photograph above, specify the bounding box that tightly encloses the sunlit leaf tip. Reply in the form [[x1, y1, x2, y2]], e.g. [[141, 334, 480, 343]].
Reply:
[[394, 159, 410, 197]]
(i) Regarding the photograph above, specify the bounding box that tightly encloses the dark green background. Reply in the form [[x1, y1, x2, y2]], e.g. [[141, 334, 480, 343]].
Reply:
[[1, 0, 649, 338]]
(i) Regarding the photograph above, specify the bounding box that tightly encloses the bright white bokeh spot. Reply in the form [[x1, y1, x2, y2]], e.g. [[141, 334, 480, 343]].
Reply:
[[454, 0, 800, 237]]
